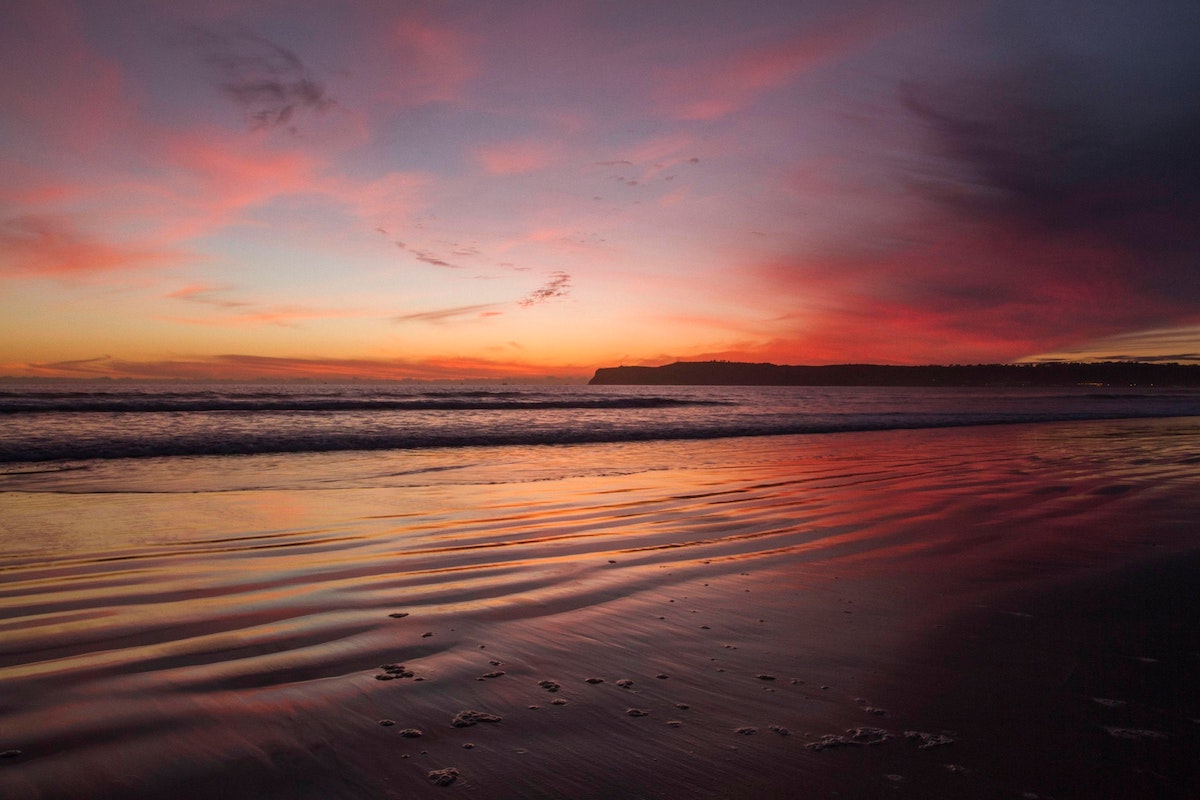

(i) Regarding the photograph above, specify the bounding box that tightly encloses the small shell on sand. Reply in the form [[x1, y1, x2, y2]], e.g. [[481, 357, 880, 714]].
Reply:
[[452, 710, 503, 728], [427, 767, 459, 787], [627, 708, 649, 717]]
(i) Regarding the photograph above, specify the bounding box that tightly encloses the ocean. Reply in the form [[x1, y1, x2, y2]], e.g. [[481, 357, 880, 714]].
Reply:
[[4, 381, 1200, 465], [3, 384, 1200, 798]]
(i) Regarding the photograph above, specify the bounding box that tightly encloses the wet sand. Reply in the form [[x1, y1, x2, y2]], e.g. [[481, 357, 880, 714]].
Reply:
[[1, 418, 1199, 798]]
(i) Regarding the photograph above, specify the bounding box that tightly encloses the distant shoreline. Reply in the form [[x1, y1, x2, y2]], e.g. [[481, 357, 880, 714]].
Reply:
[[589, 360, 1200, 387]]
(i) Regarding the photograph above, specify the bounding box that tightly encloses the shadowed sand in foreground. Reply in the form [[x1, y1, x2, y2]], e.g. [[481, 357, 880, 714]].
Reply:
[[1, 418, 1199, 799]]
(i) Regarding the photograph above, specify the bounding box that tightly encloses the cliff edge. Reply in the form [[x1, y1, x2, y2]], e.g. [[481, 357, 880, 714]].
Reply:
[[588, 360, 1200, 387]]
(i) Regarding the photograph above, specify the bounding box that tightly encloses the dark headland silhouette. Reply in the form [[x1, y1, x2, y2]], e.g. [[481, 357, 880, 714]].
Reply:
[[589, 361, 1200, 387]]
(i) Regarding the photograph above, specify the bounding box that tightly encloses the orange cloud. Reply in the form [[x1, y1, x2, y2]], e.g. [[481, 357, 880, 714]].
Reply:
[[160, 282, 371, 328], [15, 353, 589, 382]]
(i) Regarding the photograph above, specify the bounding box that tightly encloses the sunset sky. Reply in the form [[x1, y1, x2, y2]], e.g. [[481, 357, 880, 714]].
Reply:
[[3, 0, 1199, 381]]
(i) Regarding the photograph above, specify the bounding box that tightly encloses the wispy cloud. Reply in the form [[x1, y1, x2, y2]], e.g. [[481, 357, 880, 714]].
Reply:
[[393, 303, 501, 323], [186, 26, 334, 131], [165, 283, 250, 309], [519, 271, 571, 307]]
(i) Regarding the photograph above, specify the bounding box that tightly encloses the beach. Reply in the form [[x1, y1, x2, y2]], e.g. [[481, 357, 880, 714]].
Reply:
[[2, 416, 1199, 799]]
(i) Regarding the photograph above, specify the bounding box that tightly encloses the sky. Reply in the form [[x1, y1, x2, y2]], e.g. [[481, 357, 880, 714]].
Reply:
[[3, 0, 1199, 381]]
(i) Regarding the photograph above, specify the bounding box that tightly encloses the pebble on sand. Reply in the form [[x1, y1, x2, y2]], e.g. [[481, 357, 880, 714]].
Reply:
[[768, 725, 790, 736], [904, 731, 956, 749], [399, 728, 423, 738], [378, 719, 396, 727], [627, 708, 649, 717], [0, 750, 21, 759], [378, 664, 414, 679], [427, 767, 460, 787], [452, 710, 503, 728], [616, 679, 634, 688], [550, 698, 567, 706], [807, 727, 894, 751], [585, 677, 605, 684], [1104, 727, 1168, 740], [538, 680, 561, 692], [388, 612, 409, 618], [736, 727, 758, 735]]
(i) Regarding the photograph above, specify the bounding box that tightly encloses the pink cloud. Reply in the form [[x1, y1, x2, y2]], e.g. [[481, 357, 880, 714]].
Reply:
[[0, 0, 130, 151], [0, 214, 182, 277], [475, 139, 563, 175], [162, 129, 323, 229], [656, 5, 912, 121], [359, 14, 476, 108]]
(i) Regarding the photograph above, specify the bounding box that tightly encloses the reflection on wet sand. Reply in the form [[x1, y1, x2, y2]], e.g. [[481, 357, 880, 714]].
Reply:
[[2, 418, 1199, 798]]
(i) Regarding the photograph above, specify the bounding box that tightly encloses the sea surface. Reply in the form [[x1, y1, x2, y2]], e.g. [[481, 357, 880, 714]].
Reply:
[[3, 384, 1200, 798], [4, 381, 1200, 466]]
